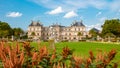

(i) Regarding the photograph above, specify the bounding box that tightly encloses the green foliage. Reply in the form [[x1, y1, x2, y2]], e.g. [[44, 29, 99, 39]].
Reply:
[[102, 19, 120, 37], [31, 42, 120, 67], [77, 32, 82, 36], [0, 41, 119, 68], [21, 34, 28, 39], [31, 32, 35, 36], [89, 28, 99, 37], [0, 21, 25, 39], [13, 28, 24, 38], [0, 21, 12, 37], [0, 21, 11, 30]]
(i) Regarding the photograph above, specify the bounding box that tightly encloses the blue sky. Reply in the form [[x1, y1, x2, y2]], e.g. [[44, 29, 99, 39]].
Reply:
[[0, 0, 120, 31]]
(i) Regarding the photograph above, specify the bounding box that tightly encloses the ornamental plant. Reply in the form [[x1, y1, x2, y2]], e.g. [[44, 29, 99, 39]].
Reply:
[[0, 41, 118, 68]]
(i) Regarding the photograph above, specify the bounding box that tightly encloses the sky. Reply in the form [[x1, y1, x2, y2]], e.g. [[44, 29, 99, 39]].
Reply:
[[0, 0, 120, 31]]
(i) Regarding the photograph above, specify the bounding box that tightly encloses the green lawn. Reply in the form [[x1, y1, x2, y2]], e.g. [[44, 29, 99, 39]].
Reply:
[[30, 41, 120, 65], [7, 41, 120, 66]]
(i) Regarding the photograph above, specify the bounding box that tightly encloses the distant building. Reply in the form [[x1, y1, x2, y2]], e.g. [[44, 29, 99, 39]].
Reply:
[[89, 28, 102, 41], [27, 20, 87, 41]]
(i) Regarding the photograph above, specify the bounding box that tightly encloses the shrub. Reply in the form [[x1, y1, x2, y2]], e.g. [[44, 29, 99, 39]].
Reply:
[[0, 41, 118, 68]]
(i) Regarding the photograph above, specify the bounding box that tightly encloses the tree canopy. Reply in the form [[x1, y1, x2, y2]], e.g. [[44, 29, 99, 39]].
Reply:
[[0, 21, 24, 39], [0, 21, 12, 37], [89, 28, 99, 37], [13, 28, 24, 38], [102, 19, 120, 37]]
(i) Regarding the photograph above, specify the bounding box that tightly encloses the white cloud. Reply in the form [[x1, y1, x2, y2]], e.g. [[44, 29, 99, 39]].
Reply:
[[110, 0, 120, 11], [30, 0, 107, 11], [48, 6, 63, 14], [96, 12, 102, 16], [64, 11, 78, 18], [30, 0, 120, 12], [89, 0, 107, 9], [6, 12, 22, 17]]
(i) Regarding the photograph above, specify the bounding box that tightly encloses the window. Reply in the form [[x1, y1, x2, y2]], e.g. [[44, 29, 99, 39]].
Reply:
[[37, 33, 39, 36], [75, 28, 76, 31], [47, 33, 48, 35], [74, 37, 76, 39]]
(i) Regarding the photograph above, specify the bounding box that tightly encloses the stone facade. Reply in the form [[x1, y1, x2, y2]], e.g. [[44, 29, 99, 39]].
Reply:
[[27, 20, 87, 41]]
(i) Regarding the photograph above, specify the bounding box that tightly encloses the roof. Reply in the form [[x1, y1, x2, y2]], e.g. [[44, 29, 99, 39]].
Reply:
[[71, 20, 85, 27], [50, 23, 64, 27], [91, 28, 99, 32], [29, 21, 42, 26]]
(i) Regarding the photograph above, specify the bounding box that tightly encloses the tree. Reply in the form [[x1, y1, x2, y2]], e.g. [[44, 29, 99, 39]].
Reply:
[[0, 21, 12, 38], [89, 28, 99, 38], [102, 19, 120, 37], [13, 28, 24, 39], [105, 33, 116, 42], [31, 32, 35, 36], [21, 32, 28, 39]]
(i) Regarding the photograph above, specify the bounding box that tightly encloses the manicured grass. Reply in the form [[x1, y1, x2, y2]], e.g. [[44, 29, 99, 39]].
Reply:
[[56, 42, 120, 56], [7, 41, 120, 66], [30, 41, 120, 65]]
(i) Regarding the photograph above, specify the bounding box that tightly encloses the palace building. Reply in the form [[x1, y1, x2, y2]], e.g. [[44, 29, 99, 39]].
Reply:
[[27, 20, 87, 41]]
